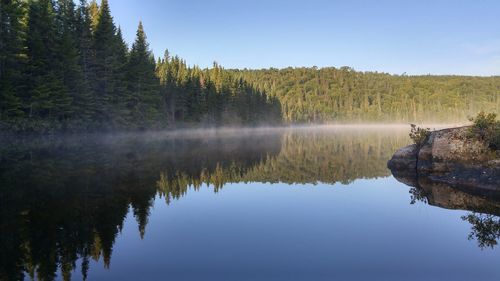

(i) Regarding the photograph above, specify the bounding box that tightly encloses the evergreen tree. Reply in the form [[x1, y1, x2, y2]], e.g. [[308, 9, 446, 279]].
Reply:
[[25, 0, 71, 120], [156, 50, 171, 123], [56, 0, 87, 122], [88, 0, 98, 31], [111, 26, 129, 125], [233, 67, 500, 123], [0, 0, 26, 119], [1, 0, 282, 130], [8, 0, 498, 131], [92, 0, 121, 125], [126, 22, 160, 127], [75, 0, 96, 121]]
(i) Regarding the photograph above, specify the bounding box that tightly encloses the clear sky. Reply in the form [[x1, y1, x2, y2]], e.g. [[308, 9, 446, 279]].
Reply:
[[107, 0, 500, 76]]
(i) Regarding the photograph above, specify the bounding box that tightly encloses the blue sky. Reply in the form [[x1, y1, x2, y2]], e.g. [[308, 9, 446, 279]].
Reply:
[[107, 0, 500, 76]]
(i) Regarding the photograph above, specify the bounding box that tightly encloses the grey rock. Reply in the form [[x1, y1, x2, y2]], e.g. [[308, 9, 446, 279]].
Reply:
[[388, 126, 500, 192]]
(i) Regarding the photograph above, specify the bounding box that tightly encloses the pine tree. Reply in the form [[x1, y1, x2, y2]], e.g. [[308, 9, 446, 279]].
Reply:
[[126, 22, 160, 127]]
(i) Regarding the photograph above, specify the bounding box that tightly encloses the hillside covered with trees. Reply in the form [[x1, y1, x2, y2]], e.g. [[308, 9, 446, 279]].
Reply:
[[1, 0, 499, 133], [232, 68, 500, 123]]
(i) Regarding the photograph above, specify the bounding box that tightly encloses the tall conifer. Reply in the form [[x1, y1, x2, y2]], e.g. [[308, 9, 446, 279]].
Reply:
[[56, 0, 86, 122], [75, 0, 96, 121], [25, 0, 71, 119], [92, 0, 120, 124], [0, 0, 25, 119], [126, 22, 160, 127]]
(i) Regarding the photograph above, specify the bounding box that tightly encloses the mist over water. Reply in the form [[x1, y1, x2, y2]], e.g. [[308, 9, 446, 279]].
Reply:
[[1, 126, 499, 281], [3, 0, 499, 279]]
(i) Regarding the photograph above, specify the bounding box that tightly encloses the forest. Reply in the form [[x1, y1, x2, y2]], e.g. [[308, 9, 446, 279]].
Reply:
[[1, 0, 499, 133], [0, 0, 281, 132], [232, 68, 500, 123]]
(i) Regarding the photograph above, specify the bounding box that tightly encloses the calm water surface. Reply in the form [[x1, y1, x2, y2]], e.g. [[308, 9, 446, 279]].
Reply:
[[1, 127, 500, 281]]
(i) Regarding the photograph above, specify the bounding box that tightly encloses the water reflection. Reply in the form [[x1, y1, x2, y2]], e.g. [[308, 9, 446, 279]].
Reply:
[[0, 131, 283, 281], [2, 127, 487, 281], [393, 172, 500, 250]]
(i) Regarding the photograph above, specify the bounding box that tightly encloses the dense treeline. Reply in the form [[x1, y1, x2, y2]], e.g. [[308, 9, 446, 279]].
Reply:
[[232, 67, 500, 123], [156, 57, 281, 126], [2, 1, 500, 132], [0, 0, 280, 132]]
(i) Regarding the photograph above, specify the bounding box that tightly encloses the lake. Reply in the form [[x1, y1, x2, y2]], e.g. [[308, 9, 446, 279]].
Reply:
[[1, 127, 500, 281]]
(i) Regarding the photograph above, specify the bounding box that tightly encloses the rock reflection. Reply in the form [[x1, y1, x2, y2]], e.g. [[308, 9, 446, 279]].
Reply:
[[392, 171, 500, 250]]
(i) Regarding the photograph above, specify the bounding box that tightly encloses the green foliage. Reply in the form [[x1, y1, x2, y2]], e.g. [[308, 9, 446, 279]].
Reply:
[[469, 111, 497, 131], [469, 111, 500, 150], [232, 68, 500, 123], [0, 0, 26, 119], [409, 124, 430, 147], [91, 0, 120, 123], [74, 0, 95, 120], [25, 0, 73, 120], [126, 22, 161, 127], [88, 0, 99, 31], [2, 1, 500, 132], [156, 53, 281, 126], [0, 0, 280, 133]]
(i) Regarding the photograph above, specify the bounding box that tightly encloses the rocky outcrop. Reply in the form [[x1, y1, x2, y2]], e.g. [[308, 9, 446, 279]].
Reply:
[[388, 126, 500, 192]]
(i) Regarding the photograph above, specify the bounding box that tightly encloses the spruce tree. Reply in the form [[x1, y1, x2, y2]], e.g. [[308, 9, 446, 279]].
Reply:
[[75, 0, 96, 121], [126, 22, 160, 127], [88, 0, 99, 32], [25, 0, 71, 120], [92, 0, 120, 125], [156, 50, 174, 124], [0, 0, 25, 119], [56, 0, 87, 122], [111, 26, 129, 126]]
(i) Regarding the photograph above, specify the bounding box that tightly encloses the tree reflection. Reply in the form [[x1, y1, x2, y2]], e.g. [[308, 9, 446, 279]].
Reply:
[[392, 172, 500, 250], [0, 129, 408, 281], [409, 187, 428, 205], [462, 213, 500, 249]]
